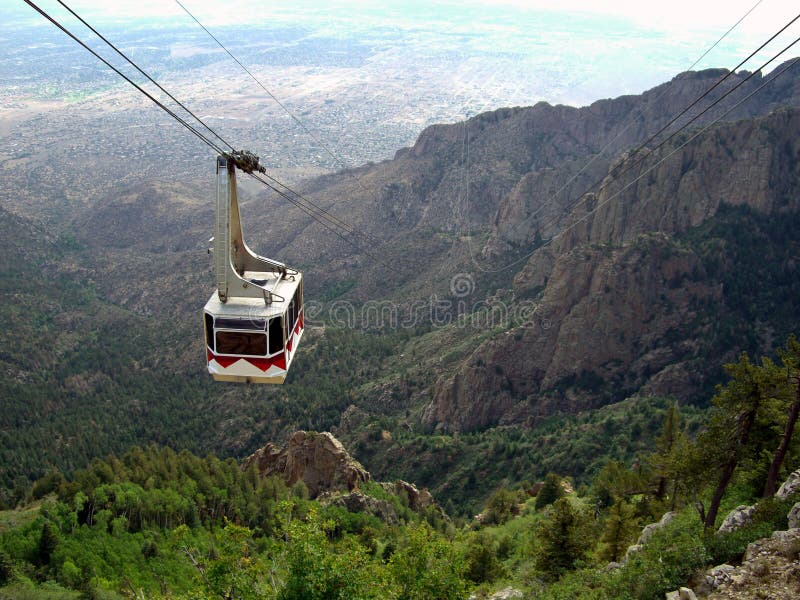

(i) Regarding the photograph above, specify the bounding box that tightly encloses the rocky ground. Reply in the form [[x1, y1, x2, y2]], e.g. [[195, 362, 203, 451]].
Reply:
[[702, 529, 800, 599]]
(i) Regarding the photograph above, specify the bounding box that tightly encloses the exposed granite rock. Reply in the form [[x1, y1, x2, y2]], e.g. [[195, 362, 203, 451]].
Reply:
[[471, 587, 523, 600], [622, 512, 676, 564], [320, 491, 399, 525], [425, 106, 800, 431], [242, 431, 369, 498], [717, 505, 756, 534], [623, 544, 643, 564], [380, 480, 435, 512], [702, 564, 736, 592], [777, 469, 800, 500], [678, 588, 697, 600], [637, 511, 676, 546], [788, 502, 800, 530], [705, 528, 800, 599]]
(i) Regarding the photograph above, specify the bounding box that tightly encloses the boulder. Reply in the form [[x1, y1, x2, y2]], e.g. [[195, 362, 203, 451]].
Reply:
[[777, 469, 800, 500], [717, 504, 756, 534], [242, 431, 370, 498], [788, 502, 800, 529], [708, 528, 800, 599], [623, 543, 643, 563], [623, 511, 677, 565], [637, 511, 676, 545], [704, 563, 735, 590], [678, 587, 697, 600], [322, 491, 399, 525], [488, 587, 523, 599], [380, 480, 435, 511]]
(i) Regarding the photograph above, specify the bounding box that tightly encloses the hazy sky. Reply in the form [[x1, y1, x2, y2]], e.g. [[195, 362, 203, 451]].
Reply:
[[4, 0, 798, 107], [4, 0, 793, 34]]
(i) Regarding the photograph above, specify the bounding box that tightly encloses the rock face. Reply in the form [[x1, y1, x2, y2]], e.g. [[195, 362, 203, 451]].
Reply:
[[243, 431, 370, 498], [788, 503, 800, 530], [703, 529, 800, 599], [777, 469, 800, 500], [322, 491, 399, 525], [718, 505, 756, 534], [424, 106, 800, 431], [637, 512, 676, 546], [622, 511, 675, 564], [703, 564, 736, 592], [380, 480, 435, 512]]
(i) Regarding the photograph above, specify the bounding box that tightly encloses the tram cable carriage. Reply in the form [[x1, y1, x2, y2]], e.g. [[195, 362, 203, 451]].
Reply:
[[203, 153, 303, 383]]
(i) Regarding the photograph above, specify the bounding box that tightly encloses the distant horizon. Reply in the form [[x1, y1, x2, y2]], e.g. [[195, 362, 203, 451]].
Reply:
[[3, 0, 798, 109]]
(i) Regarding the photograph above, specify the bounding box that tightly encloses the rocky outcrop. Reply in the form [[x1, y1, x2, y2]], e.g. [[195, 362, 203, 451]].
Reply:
[[622, 511, 676, 564], [380, 480, 435, 512], [702, 564, 736, 591], [425, 106, 800, 431], [777, 469, 800, 500], [638, 511, 677, 546], [424, 233, 719, 430], [243, 431, 370, 498], [486, 587, 524, 600], [664, 588, 697, 600], [788, 503, 800, 529], [718, 505, 756, 534], [700, 529, 800, 599], [321, 491, 399, 525]]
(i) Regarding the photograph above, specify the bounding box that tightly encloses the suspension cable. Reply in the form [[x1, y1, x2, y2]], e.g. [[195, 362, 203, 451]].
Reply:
[[173, 0, 374, 194], [23, 0, 383, 258], [561, 10, 800, 216], [524, 0, 767, 226], [548, 56, 800, 249], [533, 32, 800, 242], [21, 0, 226, 156], [470, 10, 800, 273], [55, 0, 235, 153]]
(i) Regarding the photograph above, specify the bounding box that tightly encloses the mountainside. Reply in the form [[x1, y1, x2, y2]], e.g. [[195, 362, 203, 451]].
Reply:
[[2, 62, 800, 511], [426, 107, 800, 431]]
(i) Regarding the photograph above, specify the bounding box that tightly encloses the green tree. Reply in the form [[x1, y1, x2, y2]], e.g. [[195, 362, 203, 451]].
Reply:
[[37, 520, 58, 567], [652, 403, 682, 500], [763, 335, 800, 497], [484, 486, 517, 525], [463, 529, 504, 584], [279, 506, 393, 600], [535, 497, 587, 581], [591, 461, 648, 508], [597, 500, 639, 563], [0, 550, 13, 585], [388, 523, 469, 600], [699, 354, 768, 529], [648, 404, 698, 511], [536, 473, 564, 511]]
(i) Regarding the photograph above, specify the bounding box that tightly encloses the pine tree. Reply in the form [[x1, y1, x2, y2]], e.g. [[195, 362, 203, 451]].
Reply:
[[700, 354, 768, 530], [0, 550, 12, 585], [535, 497, 586, 581], [653, 402, 681, 500], [597, 500, 639, 563], [37, 520, 58, 567], [764, 335, 800, 497], [535, 473, 564, 511]]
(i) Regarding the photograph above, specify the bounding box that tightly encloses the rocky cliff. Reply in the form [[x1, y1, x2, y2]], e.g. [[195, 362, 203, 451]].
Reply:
[[243, 430, 370, 498], [425, 106, 800, 431]]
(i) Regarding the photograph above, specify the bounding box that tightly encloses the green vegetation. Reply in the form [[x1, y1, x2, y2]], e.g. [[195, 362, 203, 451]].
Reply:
[[0, 447, 467, 599], [349, 396, 706, 517], [2, 338, 798, 599]]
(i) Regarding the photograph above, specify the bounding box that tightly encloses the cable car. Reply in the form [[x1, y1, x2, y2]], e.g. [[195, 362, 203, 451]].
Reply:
[[203, 153, 303, 383]]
